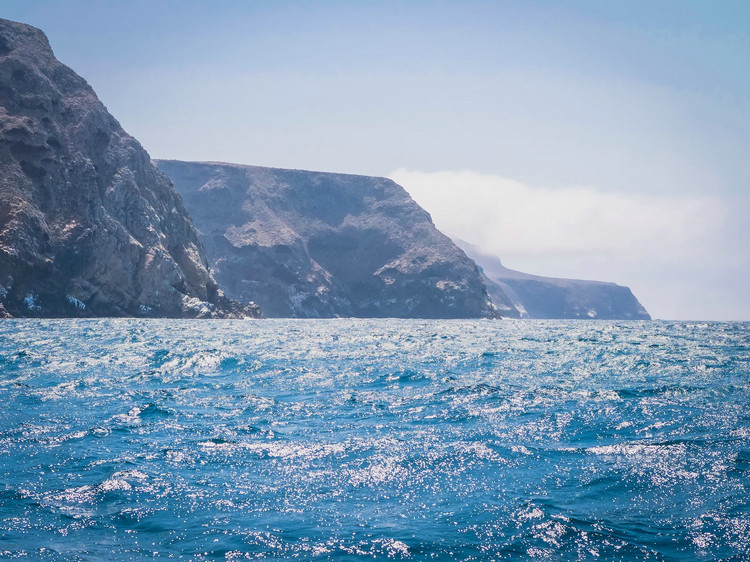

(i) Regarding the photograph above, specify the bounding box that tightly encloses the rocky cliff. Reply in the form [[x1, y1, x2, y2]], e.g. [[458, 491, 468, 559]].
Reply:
[[0, 19, 259, 318], [157, 160, 497, 318], [457, 240, 651, 320]]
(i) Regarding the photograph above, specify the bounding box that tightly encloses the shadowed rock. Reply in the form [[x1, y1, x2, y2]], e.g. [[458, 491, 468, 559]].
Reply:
[[0, 19, 259, 318], [158, 160, 498, 318]]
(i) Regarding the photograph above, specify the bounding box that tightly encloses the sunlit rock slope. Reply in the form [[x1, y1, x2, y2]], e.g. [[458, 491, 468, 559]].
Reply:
[[0, 19, 259, 318]]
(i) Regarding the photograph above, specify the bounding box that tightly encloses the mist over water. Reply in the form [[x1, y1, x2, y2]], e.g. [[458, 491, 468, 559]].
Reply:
[[1, 319, 749, 560]]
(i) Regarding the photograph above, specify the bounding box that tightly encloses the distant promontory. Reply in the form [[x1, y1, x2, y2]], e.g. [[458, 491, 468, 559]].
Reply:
[[157, 160, 498, 319]]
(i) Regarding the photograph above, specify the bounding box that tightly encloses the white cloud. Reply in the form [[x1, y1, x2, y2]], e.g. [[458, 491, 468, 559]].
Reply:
[[389, 168, 725, 260], [389, 168, 743, 320]]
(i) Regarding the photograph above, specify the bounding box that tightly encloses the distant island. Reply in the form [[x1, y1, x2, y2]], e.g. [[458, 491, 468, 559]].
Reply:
[[457, 241, 651, 320], [0, 18, 649, 320]]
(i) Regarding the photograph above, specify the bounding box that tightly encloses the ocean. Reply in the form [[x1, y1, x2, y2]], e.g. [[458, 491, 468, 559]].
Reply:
[[1, 319, 748, 560]]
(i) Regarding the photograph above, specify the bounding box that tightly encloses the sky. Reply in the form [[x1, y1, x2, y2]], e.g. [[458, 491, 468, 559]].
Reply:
[[3, 0, 749, 319]]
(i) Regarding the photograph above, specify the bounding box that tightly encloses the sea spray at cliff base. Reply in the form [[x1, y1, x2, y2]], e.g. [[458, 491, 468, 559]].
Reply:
[[1, 319, 748, 559]]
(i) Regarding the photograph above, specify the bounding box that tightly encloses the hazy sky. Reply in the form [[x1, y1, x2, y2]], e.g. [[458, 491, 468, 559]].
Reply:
[[4, 1, 749, 319]]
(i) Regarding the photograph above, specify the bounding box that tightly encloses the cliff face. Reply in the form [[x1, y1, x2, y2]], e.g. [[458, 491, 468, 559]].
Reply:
[[157, 160, 497, 318], [0, 19, 259, 318], [457, 240, 651, 320]]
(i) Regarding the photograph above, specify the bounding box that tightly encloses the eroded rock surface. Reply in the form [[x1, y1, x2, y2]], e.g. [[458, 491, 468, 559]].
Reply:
[[158, 160, 497, 318], [0, 19, 259, 318]]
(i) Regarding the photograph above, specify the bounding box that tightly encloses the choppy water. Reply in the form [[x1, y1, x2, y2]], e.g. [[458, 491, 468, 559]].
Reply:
[[0, 319, 749, 560]]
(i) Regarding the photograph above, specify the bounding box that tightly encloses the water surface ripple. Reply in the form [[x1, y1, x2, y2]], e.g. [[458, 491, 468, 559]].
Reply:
[[1, 319, 748, 560]]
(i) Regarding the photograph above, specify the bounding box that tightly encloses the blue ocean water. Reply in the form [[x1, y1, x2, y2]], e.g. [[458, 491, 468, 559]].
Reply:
[[0, 319, 748, 560]]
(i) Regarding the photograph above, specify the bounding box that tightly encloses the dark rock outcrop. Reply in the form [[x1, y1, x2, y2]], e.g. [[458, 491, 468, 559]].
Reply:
[[0, 19, 259, 318], [457, 240, 651, 320], [157, 160, 497, 318]]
